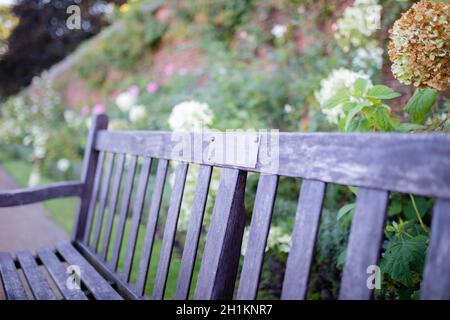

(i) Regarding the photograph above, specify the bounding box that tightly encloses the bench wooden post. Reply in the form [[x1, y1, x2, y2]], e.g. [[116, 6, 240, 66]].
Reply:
[[72, 114, 109, 242]]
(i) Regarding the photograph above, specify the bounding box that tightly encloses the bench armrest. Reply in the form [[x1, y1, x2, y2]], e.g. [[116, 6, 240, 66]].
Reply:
[[0, 181, 84, 207]]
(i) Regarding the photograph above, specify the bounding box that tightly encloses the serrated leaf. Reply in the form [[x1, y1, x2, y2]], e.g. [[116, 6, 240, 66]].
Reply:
[[353, 78, 371, 97], [367, 85, 402, 100], [337, 203, 356, 220], [380, 235, 428, 287], [322, 90, 350, 109], [405, 88, 438, 124], [388, 200, 402, 217], [395, 123, 427, 132], [344, 103, 368, 131], [373, 107, 392, 131]]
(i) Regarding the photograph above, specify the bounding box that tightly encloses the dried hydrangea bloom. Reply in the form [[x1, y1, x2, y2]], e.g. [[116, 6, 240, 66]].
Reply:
[[388, 0, 450, 91]]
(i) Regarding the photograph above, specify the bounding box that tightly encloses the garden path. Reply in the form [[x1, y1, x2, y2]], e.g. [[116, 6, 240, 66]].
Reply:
[[0, 166, 68, 254]]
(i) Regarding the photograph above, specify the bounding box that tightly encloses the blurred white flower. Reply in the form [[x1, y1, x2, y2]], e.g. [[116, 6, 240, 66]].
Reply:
[[168, 100, 213, 131], [271, 24, 287, 38], [284, 104, 294, 113], [353, 45, 383, 73], [57, 158, 71, 172], [115, 91, 137, 112], [28, 165, 41, 188], [129, 105, 147, 123]]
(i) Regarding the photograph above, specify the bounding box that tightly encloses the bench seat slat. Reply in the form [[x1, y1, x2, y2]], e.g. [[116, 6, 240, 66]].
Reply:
[[339, 188, 388, 300], [123, 157, 152, 281], [136, 159, 169, 296], [36, 248, 88, 300], [421, 199, 450, 299], [100, 153, 126, 259], [281, 179, 326, 300], [237, 174, 279, 300], [0, 252, 28, 300], [16, 251, 56, 300], [111, 155, 138, 270], [153, 162, 188, 299], [176, 165, 212, 300], [56, 241, 122, 300]]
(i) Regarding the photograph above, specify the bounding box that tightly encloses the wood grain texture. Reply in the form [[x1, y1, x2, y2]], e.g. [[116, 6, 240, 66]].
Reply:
[[176, 165, 212, 300], [153, 162, 188, 300], [281, 180, 326, 300], [194, 169, 247, 300], [36, 247, 87, 300], [136, 159, 168, 296], [0, 181, 83, 208], [122, 157, 152, 281], [421, 199, 450, 299], [16, 251, 56, 300], [339, 188, 388, 300], [56, 241, 122, 300], [100, 153, 126, 259], [111, 155, 137, 270], [73, 114, 108, 241], [236, 174, 278, 300], [0, 252, 28, 300], [82, 151, 105, 244], [96, 131, 450, 198]]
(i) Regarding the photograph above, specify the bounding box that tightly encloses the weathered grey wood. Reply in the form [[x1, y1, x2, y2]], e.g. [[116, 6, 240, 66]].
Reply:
[[92, 153, 115, 251], [339, 188, 389, 300], [281, 180, 326, 300], [0, 252, 28, 300], [153, 162, 188, 300], [96, 131, 450, 198], [136, 159, 169, 296], [421, 199, 450, 299], [111, 155, 138, 270], [237, 174, 279, 300], [16, 251, 56, 300], [36, 247, 87, 300], [122, 157, 152, 281], [73, 114, 108, 241], [100, 153, 126, 260], [56, 241, 122, 300], [82, 151, 105, 244], [195, 168, 247, 300], [0, 181, 83, 208], [176, 165, 212, 300]]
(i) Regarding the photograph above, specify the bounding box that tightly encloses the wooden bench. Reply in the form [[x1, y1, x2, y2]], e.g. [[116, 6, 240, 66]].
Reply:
[[0, 114, 449, 300]]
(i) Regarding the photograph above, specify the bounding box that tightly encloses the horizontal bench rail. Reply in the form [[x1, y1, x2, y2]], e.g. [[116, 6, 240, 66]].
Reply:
[[0, 181, 83, 207]]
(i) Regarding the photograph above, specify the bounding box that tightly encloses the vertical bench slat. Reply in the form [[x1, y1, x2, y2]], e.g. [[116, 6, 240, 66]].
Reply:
[[82, 151, 105, 244], [339, 188, 388, 300], [122, 157, 152, 281], [16, 251, 56, 300], [37, 248, 88, 300], [73, 114, 108, 241], [136, 159, 169, 296], [421, 199, 450, 299], [176, 165, 213, 300], [281, 179, 326, 300], [111, 155, 138, 270], [194, 168, 247, 300], [153, 162, 188, 299], [92, 153, 115, 251], [100, 153, 126, 259], [0, 252, 28, 300], [236, 174, 279, 300]]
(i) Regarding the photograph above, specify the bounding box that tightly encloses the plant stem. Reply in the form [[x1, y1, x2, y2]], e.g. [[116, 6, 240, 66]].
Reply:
[[409, 194, 428, 234]]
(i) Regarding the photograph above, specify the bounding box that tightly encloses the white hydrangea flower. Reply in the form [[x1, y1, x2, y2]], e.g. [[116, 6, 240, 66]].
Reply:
[[271, 24, 287, 38], [28, 165, 41, 188], [57, 158, 71, 172], [315, 68, 372, 124], [129, 105, 147, 123], [168, 100, 213, 131], [352, 45, 383, 73], [115, 91, 137, 112]]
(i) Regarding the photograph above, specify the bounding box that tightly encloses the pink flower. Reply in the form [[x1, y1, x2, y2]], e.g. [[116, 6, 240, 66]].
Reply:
[[92, 104, 105, 115], [164, 64, 174, 76], [81, 105, 90, 117], [146, 82, 159, 94], [127, 85, 140, 96]]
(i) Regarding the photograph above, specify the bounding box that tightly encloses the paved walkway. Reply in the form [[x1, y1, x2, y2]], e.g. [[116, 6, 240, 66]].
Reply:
[[0, 166, 68, 254]]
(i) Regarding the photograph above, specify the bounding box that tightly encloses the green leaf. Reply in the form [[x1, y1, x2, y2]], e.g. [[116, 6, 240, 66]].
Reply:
[[353, 78, 371, 97], [344, 103, 368, 132], [388, 200, 402, 217], [373, 107, 393, 131], [367, 85, 402, 100], [337, 203, 356, 220], [380, 235, 428, 287], [322, 90, 349, 109], [404, 88, 438, 124], [348, 186, 358, 195], [395, 123, 427, 132]]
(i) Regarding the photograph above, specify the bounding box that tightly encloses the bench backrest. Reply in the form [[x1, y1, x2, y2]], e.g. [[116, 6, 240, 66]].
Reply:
[[72, 114, 450, 300]]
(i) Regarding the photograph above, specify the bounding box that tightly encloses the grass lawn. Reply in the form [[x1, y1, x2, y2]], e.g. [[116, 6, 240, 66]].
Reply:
[[1, 159, 199, 299]]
